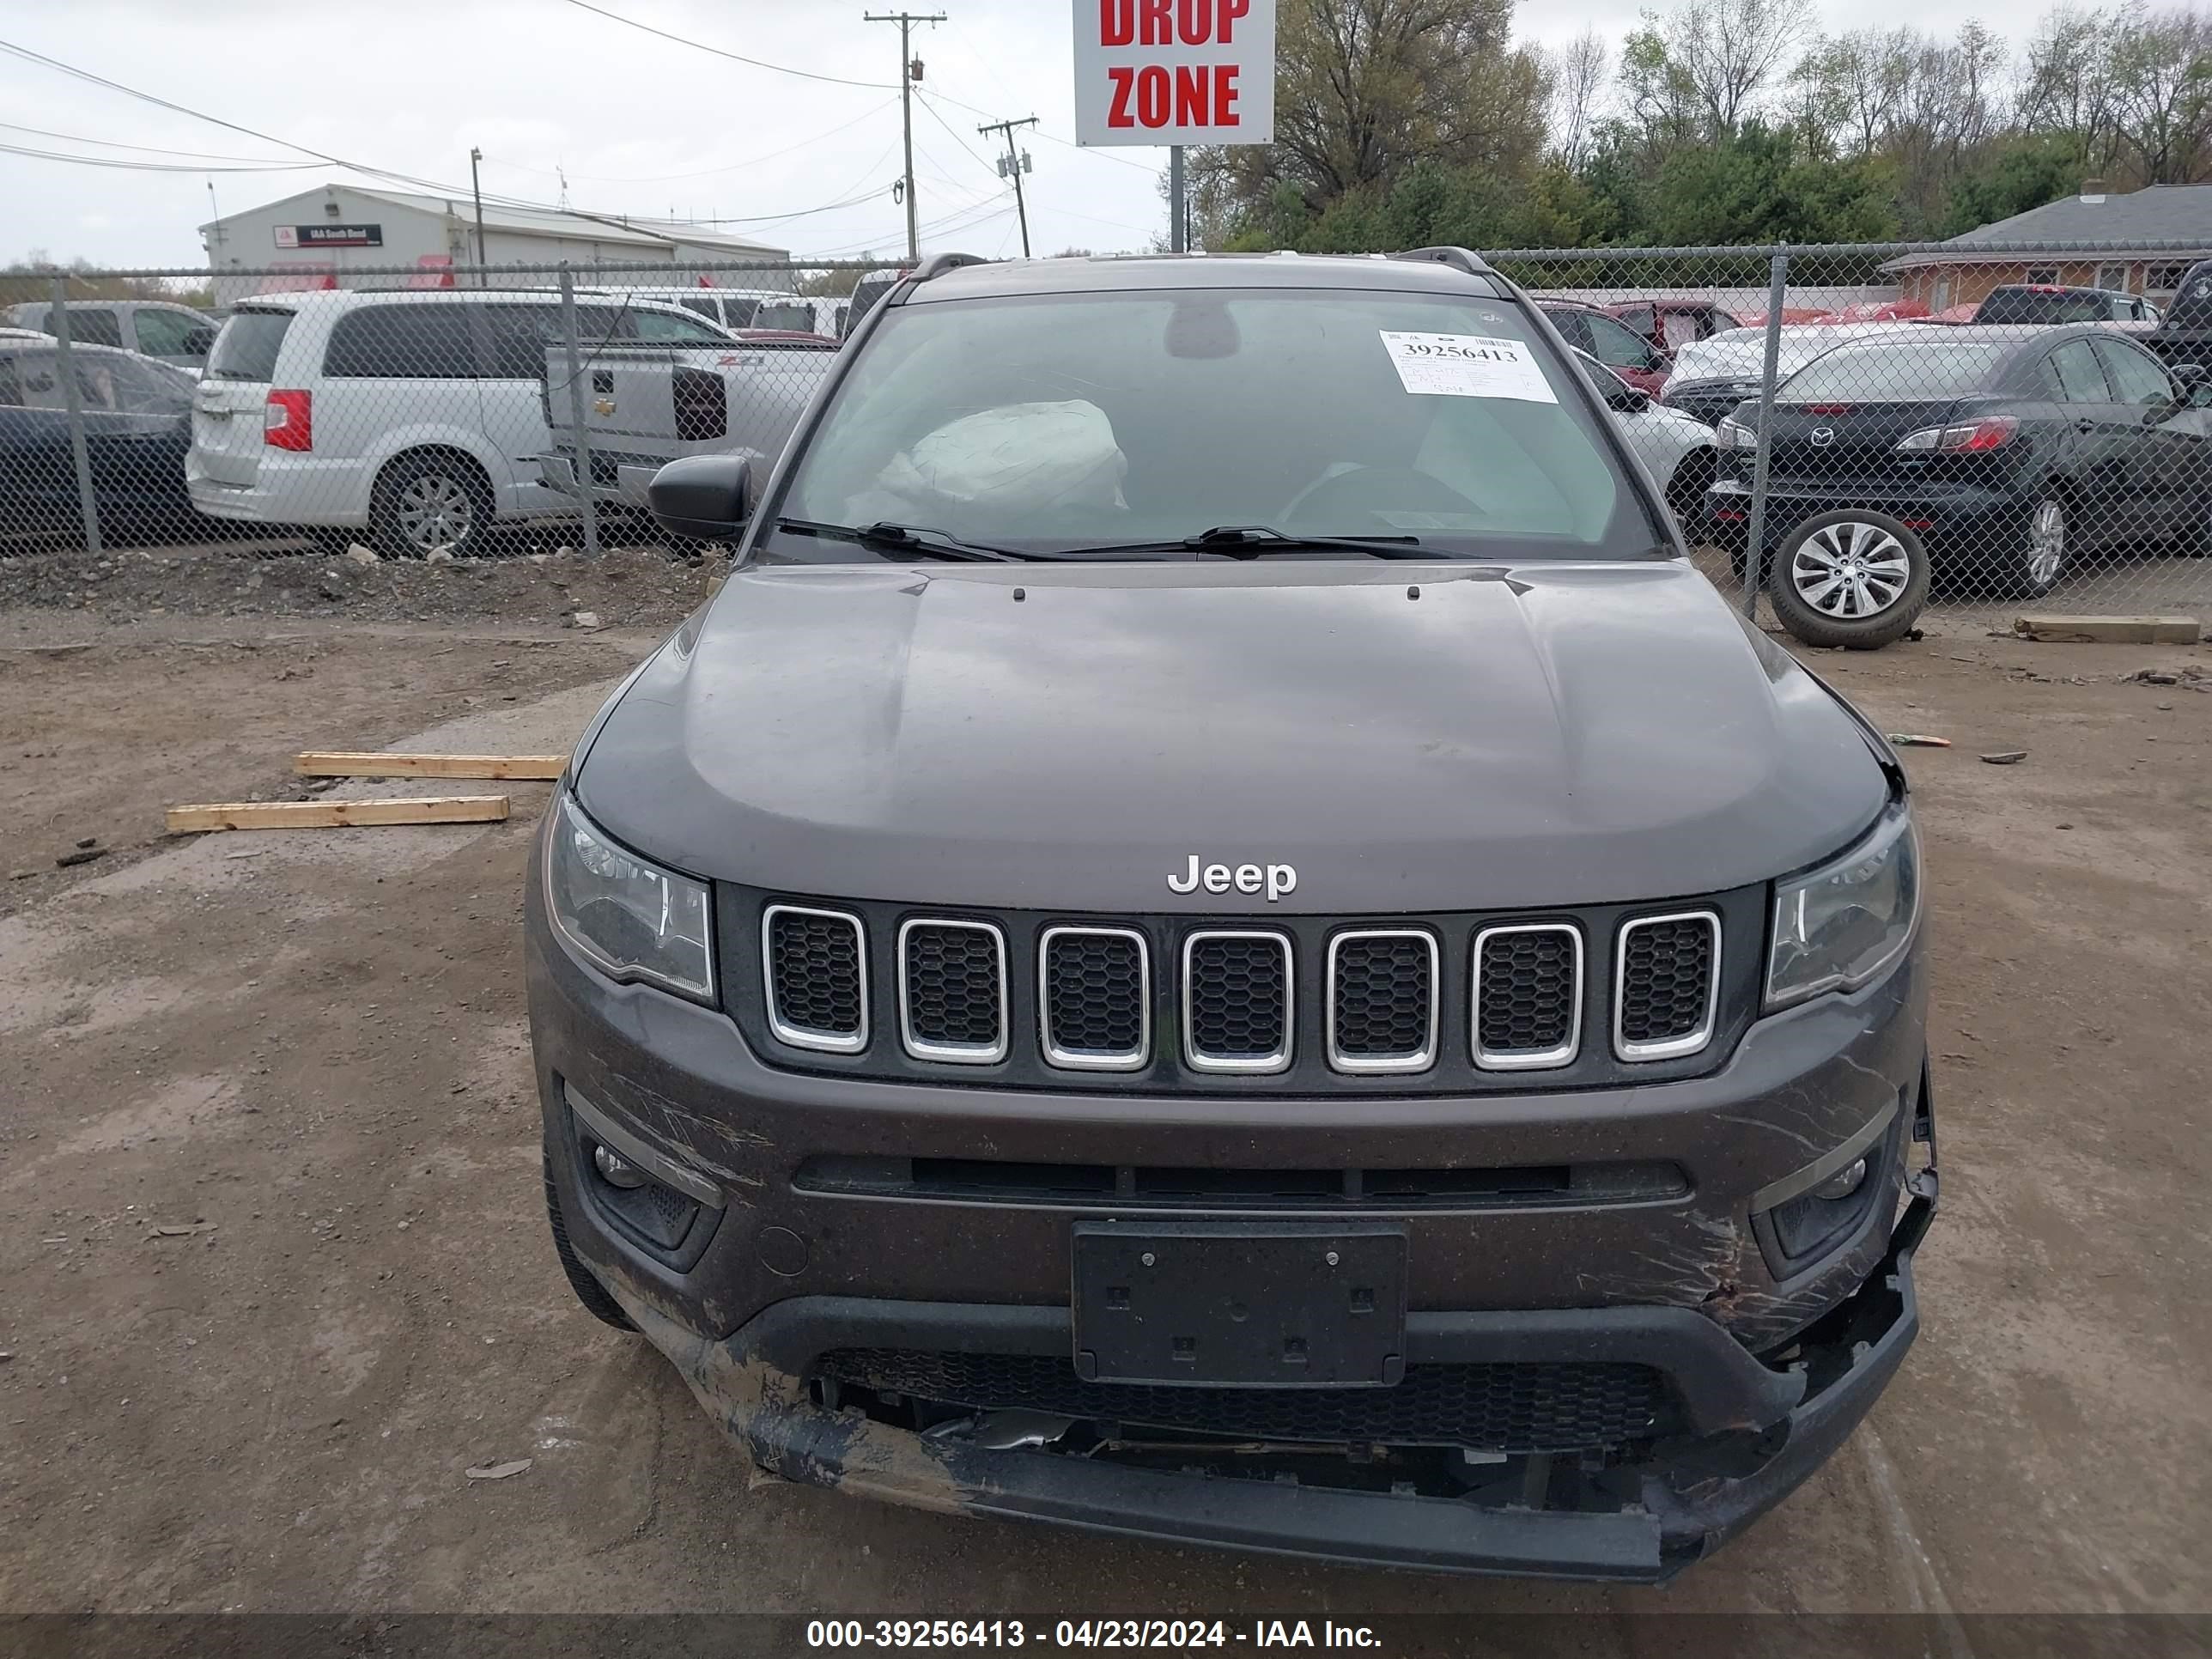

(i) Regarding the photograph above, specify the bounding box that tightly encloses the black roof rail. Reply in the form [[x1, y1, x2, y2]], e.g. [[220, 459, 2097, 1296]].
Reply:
[[1389, 246, 1498, 277], [911, 252, 991, 284]]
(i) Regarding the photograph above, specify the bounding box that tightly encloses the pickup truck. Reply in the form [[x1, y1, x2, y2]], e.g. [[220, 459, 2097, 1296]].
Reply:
[[536, 333, 836, 517]]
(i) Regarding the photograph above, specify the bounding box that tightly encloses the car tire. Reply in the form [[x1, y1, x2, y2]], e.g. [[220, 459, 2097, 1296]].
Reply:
[[1766, 509, 1931, 650], [371, 451, 495, 561], [1665, 452, 1716, 539], [1955, 495, 2070, 599], [544, 1157, 639, 1333]]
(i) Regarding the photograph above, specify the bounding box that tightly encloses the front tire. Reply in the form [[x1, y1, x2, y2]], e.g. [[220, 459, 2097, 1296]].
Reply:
[[371, 451, 495, 561], [1766, 509, 1930, 650], [544, 1158, 639, 1332]]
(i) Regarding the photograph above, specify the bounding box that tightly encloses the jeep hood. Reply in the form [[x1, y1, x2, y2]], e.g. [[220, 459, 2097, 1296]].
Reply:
[[576, 560, 1887, 914]]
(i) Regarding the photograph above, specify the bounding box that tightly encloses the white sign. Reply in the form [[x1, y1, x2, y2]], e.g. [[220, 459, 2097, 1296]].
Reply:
[[1378, 332, 1559, 404], [1072, 0, 1276, 147]]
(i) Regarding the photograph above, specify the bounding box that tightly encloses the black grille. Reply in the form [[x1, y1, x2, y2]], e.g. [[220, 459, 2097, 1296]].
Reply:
[[1185, 933, 1289, 1065], [1475, 927, 1579, 1061], [1043, 930, 1146, 1061], [766, 908, 863, 1040], [816, 1348, 1672, 1452], [1619, 916, 1717, 1050], [1330, 933, 1433, 1063], [902, 922, 1004, 1054]]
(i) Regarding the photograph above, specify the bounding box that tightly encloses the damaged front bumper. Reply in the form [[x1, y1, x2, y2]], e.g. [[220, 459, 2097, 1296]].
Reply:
[[587, 1139, 1936, 1583]]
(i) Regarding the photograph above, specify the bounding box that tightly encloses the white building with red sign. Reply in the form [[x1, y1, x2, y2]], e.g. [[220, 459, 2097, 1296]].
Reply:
[[200, 182, 790, 304]]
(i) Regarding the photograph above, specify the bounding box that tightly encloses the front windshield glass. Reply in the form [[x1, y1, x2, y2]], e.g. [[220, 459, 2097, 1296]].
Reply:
[[767, 288, 1662, 560]]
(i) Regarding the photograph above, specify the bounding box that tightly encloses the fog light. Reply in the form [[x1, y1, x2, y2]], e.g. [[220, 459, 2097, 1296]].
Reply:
[[1812, 1157, 1868, 1202], [593, 1144, 647, 1189]]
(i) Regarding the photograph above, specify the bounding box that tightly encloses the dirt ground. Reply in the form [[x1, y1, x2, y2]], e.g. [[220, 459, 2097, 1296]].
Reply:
[[0, 576, 2206, 1630]]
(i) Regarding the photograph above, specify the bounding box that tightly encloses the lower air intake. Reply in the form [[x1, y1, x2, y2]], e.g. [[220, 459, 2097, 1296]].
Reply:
[[816, 1348, 1673, 1452]]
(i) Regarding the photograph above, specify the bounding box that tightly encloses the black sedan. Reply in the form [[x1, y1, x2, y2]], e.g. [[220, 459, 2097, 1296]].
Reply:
[[1706, 325, 2212, 645], [0, 337, 201, 541]]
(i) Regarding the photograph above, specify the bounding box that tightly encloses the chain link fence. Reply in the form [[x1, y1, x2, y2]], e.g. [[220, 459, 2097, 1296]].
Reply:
[[5, 244, 2211, 647], [1493, 240, 2212, 644], [0, 258, 879, 570]]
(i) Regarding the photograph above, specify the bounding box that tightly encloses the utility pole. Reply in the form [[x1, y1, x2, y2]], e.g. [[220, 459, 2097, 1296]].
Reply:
[[469, 147, 489, 287], [1170, 147, 1186, 253], [865, 10, 945, 264], [978, 115, 1038, 257]]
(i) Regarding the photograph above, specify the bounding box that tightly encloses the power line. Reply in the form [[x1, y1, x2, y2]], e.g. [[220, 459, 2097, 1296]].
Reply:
[[0, 118, 301, 165], [0, 35, 895, 240], [915, 88, 998, 178], [556, 0, 897, 89], [484, 99, 898, 185], [0, 141, 318, 174]]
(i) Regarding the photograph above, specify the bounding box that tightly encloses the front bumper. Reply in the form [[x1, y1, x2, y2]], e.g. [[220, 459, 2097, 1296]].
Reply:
[[599, 1178, 1931, 1581], [526, 857, 1935, 1580]]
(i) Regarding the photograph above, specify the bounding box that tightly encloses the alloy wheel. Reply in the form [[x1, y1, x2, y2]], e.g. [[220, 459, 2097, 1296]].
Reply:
[[2028, 500, 2067, 587], [396, 473, 476, 554], [1789, 519, 1915, 618]]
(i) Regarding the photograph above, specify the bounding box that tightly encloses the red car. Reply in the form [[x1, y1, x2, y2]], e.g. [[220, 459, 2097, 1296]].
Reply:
[[1604, 299, 1748, 356], [1534, 300, 1673, 395]]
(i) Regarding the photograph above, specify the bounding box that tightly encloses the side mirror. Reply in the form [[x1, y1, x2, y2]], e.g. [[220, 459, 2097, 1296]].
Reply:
[[1605, 381, 1651, 414], [647, 453, 751, 541]]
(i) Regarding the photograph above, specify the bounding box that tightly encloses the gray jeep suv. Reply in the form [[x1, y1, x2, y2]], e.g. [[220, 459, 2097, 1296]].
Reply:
[[524, 249, 1936, 1582]]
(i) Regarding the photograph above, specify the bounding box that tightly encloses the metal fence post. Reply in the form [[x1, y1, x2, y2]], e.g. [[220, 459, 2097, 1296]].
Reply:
[[1740, 247, 1791, 623], [558, 264, 602, 559], [49, 276, 103, 558]]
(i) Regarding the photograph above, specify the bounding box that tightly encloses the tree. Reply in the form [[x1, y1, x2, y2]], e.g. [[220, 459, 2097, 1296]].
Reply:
[[1940, 132, 2088, 234], [1189, 0, 1552, 231], [2105, 4, 2212, 183], [1549, 28, 1612, 169], [1623, 0, 1818, 143], [1794, 29, 1916, 158]]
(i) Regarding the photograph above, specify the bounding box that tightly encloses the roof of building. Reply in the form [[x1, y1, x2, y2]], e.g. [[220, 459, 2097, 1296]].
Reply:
[[199, 183, 787, 257], [1884, 185, 2212, 270]]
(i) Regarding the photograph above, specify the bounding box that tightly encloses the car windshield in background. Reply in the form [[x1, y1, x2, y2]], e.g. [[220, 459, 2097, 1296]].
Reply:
[[206, 309, 294, 382], [769, 289, 1659, 561], [750, 303, 818, 332], [1977, 291, 2115, 325], [1784, 341, 2007, 403]]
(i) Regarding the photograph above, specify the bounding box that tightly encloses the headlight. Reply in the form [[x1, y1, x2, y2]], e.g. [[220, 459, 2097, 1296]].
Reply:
[[546, 792, 714, 1000], [1714, 416, 1757, 449], [1765, 805, 1919, 1010]]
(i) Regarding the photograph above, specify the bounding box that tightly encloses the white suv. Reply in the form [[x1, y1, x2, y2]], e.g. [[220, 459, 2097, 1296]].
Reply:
[[186, 289, 735, 556]]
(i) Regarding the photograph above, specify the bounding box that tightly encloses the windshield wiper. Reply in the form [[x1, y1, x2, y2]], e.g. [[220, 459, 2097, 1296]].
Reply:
[[774, 517, 1030, 563], [1192, 526, 1434, 559], [1051, 526, 1437, 561]]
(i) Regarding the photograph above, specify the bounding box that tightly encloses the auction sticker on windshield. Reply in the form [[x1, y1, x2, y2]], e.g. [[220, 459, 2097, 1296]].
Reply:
[[1380, 332, 1557, 403]]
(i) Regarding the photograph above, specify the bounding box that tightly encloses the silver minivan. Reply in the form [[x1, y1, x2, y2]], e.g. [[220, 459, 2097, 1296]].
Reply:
[[186, 289, 734, 556]]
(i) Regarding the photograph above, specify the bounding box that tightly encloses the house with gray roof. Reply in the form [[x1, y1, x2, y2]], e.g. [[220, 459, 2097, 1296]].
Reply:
[[1881, 184, 2212, 315]]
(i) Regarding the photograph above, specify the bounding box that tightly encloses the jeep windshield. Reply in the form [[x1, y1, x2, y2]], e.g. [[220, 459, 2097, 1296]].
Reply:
[[760, 288, 1668, 562]]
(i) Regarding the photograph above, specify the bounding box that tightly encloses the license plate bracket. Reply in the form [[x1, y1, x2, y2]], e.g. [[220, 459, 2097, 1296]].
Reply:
[[1072, 1223, 1407, 1388]]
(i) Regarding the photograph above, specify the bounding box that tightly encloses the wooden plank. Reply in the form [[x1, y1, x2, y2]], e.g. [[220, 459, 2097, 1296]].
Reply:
[[2013, 614, 2202, 645], [293, 752, 568, 781], [167, 797, 511, 834]]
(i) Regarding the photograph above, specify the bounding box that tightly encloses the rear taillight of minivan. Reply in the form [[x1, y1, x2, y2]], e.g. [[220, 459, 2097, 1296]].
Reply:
[[264, 389, 313, 452]]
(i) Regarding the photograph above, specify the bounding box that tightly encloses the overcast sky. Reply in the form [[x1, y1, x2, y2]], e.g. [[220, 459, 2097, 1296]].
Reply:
[[3, 0, 2016, 273]]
